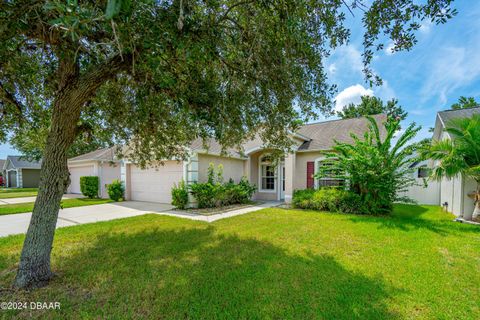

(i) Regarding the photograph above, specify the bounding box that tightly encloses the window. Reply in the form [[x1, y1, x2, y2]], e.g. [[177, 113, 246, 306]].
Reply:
[[316, 159, 345, 188], [417, 166, 430, 178], [260, 155, 277, 191]]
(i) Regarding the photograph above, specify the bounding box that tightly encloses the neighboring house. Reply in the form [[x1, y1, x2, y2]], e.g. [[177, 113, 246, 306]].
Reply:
[[430, 107, 480, 219], [399, 159, 440, 205], [67, 147, 121, 198], [3, 156, 42, 188], [67, 115, 387, 204]]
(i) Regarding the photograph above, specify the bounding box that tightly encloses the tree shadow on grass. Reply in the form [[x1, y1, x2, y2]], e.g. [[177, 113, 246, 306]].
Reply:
[[347, 204, 480, 236], [6, 226, 401, 319]]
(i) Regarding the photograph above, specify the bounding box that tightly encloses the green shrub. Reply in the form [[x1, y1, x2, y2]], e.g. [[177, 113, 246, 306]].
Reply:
[[292, 188, 367, 214], [80, 176, 99, 198], [189, 174, 256, 209], [106, 179, 124, 201], [292, 189, 315, 208], [171, 180, 189, 209], [189, 182, 219, 208]]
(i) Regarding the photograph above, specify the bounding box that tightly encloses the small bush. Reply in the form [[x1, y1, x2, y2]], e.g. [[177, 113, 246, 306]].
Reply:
[[292, 188, 367, 214], [189, 182, 219, 208], [80, 176, 99, 199], [106, 179, 124, 201], [188, 172, 257, 208], [171, 180, 189, 209]]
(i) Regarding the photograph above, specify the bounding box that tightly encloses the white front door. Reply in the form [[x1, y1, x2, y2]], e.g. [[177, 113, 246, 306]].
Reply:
[[279, 164, 285, 200]]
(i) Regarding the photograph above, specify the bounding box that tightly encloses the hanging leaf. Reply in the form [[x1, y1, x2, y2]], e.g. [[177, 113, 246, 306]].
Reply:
[[105, 0, 122, 20]]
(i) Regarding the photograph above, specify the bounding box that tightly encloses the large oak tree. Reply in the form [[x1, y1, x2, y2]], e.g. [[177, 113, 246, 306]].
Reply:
[[0, 0, 455, 289]]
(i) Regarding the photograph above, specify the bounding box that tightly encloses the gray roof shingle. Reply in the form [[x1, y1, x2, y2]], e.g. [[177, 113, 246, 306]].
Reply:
[[6, 156, 42, 169], [190, 114, 387, 154], [296, 114, 387, 151], [438, 107, 480, 126], [68, 146, 119, 162], [70, 115, 388, 161]]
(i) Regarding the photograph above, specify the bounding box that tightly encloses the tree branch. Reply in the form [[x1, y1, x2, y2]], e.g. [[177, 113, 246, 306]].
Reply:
[[0, 81, 25, 118]]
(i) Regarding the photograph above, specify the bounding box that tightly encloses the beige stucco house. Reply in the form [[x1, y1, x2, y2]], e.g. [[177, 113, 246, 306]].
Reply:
[[67, 115, 386, 204]]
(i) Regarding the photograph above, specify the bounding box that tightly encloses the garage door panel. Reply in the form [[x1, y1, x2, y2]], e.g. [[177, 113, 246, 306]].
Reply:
[[68, 165, 94, 194], [129, 162, 183, 203]]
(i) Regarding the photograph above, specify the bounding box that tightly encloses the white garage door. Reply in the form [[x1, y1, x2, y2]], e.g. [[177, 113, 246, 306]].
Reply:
[[129, 161, 183, 203], [69, 165, 95, 194]]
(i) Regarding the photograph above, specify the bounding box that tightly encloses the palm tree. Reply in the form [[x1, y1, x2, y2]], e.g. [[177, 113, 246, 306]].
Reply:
[[423, 114, 480, 220]]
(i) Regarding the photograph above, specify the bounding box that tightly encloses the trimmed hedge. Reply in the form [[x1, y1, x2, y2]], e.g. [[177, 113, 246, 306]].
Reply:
[[80, 176, 99, 199], [292, 188, 367, 214]]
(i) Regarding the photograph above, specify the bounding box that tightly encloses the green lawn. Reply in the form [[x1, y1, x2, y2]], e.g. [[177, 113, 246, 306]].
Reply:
[[0, 188, 38, 199], [0, 198, 113, 216], [0, 204, 478, 319]]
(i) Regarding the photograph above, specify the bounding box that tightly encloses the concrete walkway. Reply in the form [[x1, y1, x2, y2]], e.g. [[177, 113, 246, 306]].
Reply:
[[0, 193, 84, 205], [0, 201, 280, 237]]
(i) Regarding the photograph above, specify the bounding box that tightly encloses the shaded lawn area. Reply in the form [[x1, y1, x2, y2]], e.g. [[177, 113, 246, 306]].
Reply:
[[0, 204, 479, 319], [0, 198, 113, 216], [0, 188, 38, 199]]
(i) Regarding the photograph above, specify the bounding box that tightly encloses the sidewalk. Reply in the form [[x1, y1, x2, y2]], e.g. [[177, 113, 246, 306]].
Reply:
[[0, 193, 84, 205], [0, 201, 281, 237]]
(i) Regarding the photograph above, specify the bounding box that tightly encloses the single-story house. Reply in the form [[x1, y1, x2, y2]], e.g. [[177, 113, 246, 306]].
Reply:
[[67, 147, 121, 198], [430, 107, 480, 219], [3, 156, 42, 188], [67, 115, 387, 203]]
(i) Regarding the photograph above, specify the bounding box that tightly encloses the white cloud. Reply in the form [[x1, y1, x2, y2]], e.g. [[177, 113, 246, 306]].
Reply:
[[385, 42, 395, 55], [328, 63, 337, 74], [332, 45, 363, 74], [421, 45, 480, 106], [334, 84, 374, 112], [419, 21, 432, 34]]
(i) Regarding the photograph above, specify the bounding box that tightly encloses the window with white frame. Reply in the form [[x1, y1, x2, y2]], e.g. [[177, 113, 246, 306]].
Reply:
[[316, 159, 345, 188], [259, 155, 276, 191]]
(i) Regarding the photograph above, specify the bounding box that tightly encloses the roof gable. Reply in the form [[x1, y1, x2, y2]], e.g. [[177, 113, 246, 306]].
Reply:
[[296, 114, 388, 151], [5, 156, 42, 169], [433, 107, 480, 141]]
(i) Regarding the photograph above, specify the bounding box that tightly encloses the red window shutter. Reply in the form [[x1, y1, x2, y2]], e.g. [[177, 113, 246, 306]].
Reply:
[[306, 161, 315, 189]]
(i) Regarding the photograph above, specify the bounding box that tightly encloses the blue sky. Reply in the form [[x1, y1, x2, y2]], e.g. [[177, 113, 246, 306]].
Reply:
[[326, 1, 480, 142], [1, 1, 479, 158]]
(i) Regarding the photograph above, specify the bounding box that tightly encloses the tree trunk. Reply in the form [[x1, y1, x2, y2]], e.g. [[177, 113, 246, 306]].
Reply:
[[13, 92, 82, 289], [13, 53, 131, 289]]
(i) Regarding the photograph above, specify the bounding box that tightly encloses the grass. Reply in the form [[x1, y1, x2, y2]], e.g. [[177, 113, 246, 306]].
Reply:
[[0, 198, 113, 216], [181, 200, 260, 216], [0, 204, 479, 319], [0, 188, 38, 199]]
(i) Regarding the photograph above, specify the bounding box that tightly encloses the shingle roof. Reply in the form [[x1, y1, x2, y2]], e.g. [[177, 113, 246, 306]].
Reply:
[[438, 107, 480, 126], [296, 114, 387, 151], [6, 156, 42, 169], [190, 114, 387, 154], [71, 115, 388, 161], [68, 146, 120, 162]]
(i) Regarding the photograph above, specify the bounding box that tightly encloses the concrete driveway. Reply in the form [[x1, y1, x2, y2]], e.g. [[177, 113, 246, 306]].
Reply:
[[0, 193, 84, 205], [0, 201, 173, 237]]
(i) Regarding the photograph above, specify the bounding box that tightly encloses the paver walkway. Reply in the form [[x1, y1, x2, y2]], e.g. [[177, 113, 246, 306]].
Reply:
[[0, 201, 280, 237]]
